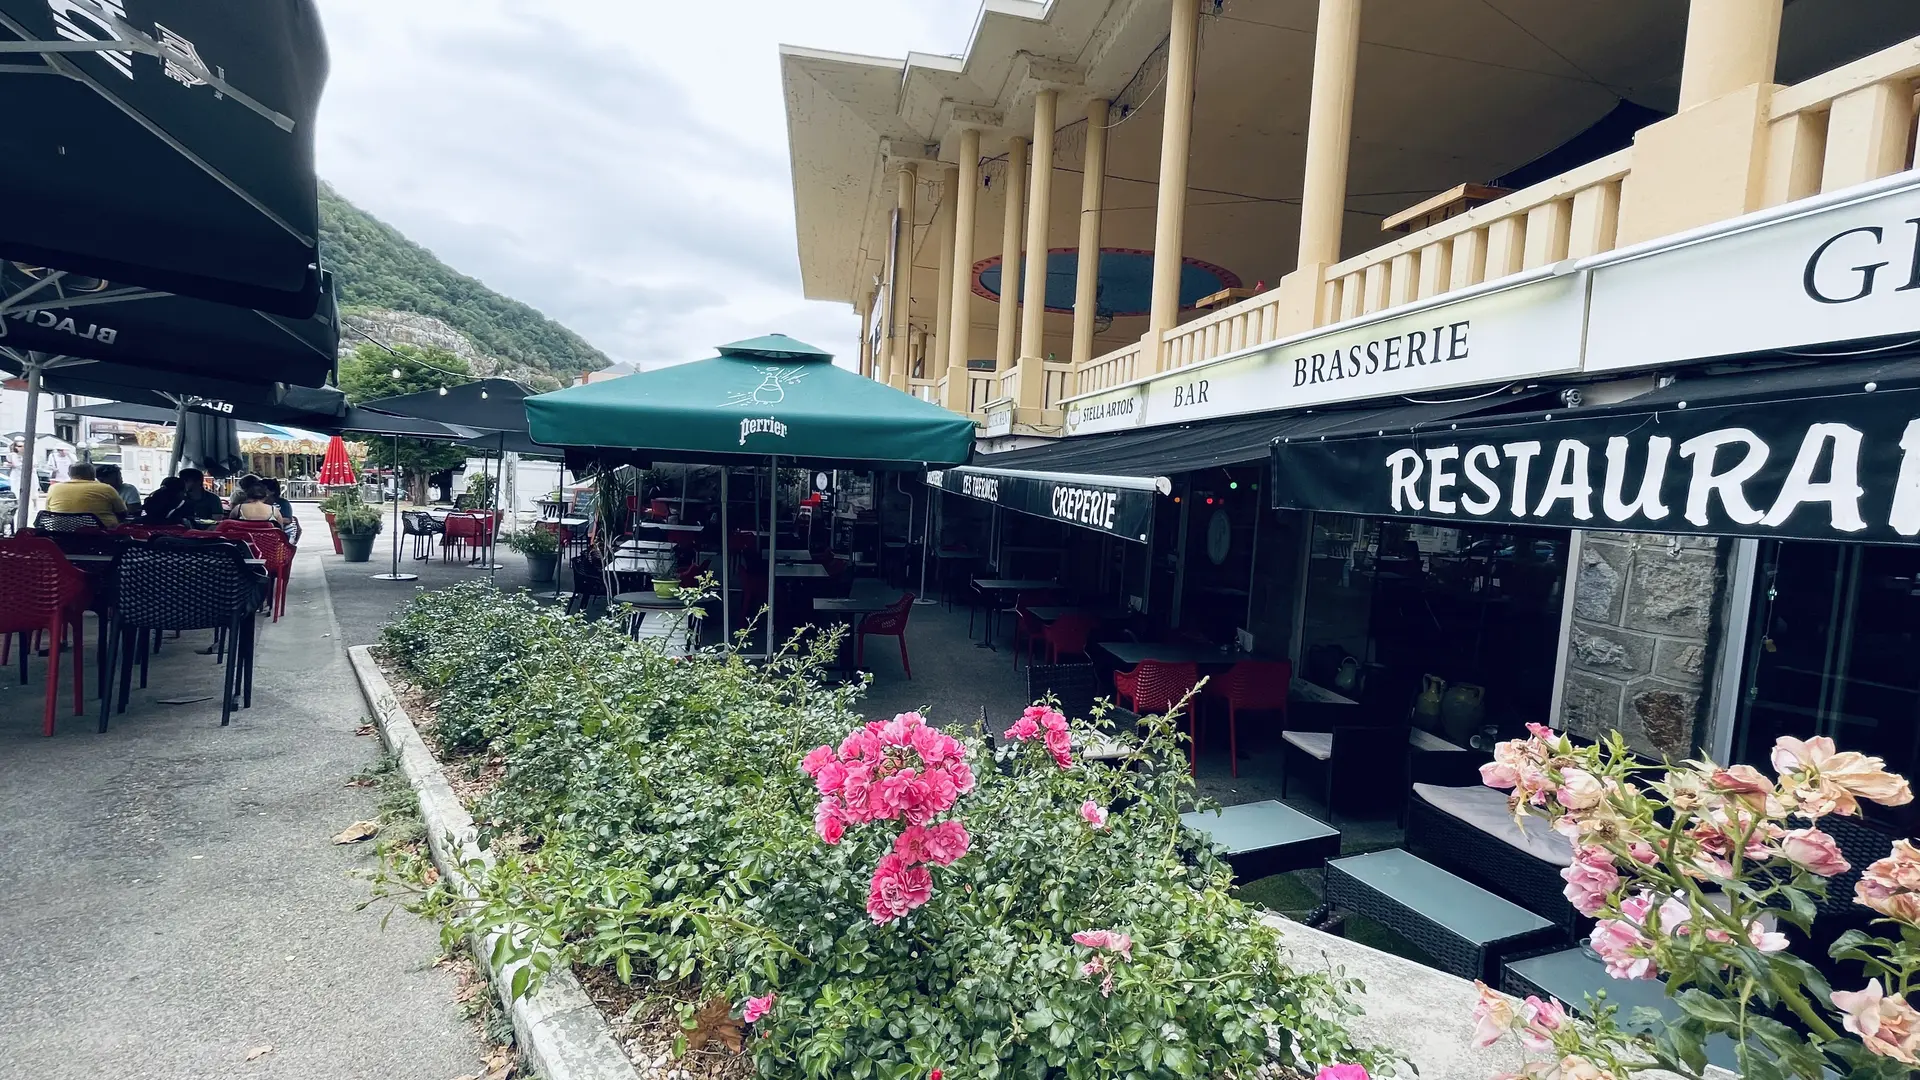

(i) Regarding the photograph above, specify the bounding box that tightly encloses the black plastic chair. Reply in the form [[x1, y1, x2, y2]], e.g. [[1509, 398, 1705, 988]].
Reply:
[[33, 511, 105, 533], [100, 536, 262, 729], [565, 551, 608, 616], [402, 511, 441, 561]]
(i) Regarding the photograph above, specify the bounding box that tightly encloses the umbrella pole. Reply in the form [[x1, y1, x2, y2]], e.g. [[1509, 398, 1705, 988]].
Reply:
[[486, 432, 504, 579], [165, 400, 187, 475], [916, 481, 934, 605], [766, 455, 777, 660], [720, 467, 731, 649], [13, 358, 41, 533], [372, 434, 417, 582]]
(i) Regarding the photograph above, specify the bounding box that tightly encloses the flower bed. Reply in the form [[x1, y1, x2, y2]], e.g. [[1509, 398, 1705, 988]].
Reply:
[[378, 584, 1385, 1079]]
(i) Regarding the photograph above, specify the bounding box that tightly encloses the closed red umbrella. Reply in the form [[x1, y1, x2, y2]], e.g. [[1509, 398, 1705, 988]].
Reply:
[[317, 435, 356, 486]]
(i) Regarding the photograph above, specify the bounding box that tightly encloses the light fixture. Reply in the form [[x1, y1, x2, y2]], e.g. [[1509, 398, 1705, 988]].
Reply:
[[1228, 481, 1239, 490], [480, 390, 489, 399], [390, 367, 402, 379], [438, 387, 448, 396]]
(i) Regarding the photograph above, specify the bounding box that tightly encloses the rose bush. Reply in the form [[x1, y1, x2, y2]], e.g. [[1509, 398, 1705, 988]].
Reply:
[[381, 584, 1386, 1079], [1469, 723, 1918, 1080]]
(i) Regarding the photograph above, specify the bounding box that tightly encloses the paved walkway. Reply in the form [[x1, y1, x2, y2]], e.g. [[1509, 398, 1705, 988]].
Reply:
[[0, 507, 480, 1079]]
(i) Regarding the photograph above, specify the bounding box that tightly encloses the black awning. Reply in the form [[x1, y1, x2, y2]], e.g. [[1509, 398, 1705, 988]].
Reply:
[[1269, 355, 1920, 544], [931, 466, 1167, 543]]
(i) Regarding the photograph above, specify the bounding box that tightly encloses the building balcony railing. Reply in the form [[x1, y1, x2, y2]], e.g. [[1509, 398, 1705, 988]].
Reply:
[[1057, 32, 1920, 409]]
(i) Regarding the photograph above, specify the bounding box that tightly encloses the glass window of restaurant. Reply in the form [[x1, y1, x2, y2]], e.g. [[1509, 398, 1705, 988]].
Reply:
[[1297, 514, 1571, 738], [1732, 540, 1920, 836]]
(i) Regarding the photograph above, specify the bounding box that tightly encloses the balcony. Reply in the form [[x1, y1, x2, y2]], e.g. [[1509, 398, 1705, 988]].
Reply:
[[1054, 33, 1920, 406]]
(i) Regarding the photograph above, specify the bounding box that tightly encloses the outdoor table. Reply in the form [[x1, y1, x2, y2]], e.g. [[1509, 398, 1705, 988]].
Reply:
[[65, 553, 265, 568], [776, 563, 828, 579], [1502, 948, 1740, 1071], [1324, 849, 1560, 981], [1180, 799, 1340, 881], [774, 548, 813, 562], [969, 578, 1059, 649], [811, 595, 898, 671], [611, 592, 697, 646], [638, 522, 704, 535], [1027, 604, 1127, 623], [1098, 641, 1237, 666]]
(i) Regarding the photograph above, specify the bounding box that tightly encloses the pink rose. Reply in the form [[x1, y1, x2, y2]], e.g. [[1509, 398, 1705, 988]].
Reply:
[[922, 820, 970, 866], [812, 759, 847, 796], [742, 992, 775, 1024], [1043, 723, 1073, 768], [1480, 760, 1521, 789], [1039, 708, 1068, 732], [1555, 769, 1605, 811], [800, 745, 836, 776], [1856, 840, 1920, 924], [1072, 929, 1133, 960], [814, 797, 845, 845], [839, 727, 880, 761], [893, 824, 931, 864], [1004, 716, 1040, 742], [1560, 847, 1621, 916], [1080, 800, 1110, 830], [1519, 996, 1569, 1053], [866, 853, 934, 922], [1525, 722, 1556, 740], [1316, 1068, 1369, 1080], [947, 761, 976, 794], [1470, 980, 1518, 1048], [1772, 734, 1835, 774], [1748, 921, 1788, 953], [1589, 918, 1654, 980], [1831, 980, 1920, 1064], [1780, 827, 1851, 877]]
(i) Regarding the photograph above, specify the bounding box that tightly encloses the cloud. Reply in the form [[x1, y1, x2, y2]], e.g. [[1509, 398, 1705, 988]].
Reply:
[[313, 0, 978, 370]]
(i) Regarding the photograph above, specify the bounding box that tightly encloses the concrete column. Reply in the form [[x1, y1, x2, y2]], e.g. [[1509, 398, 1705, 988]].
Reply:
[[944, 127, 983, 412], [888, 163, 917, 390], [857, 297, 874, 379], [1677, 0, 1783, 111], [994, 137, 1028, 376], [1016, 89, 1058, 410], [933, 165, 958, 390], [1145, 0, 1200, 366], [1295, 0, 1363, 269], [1070, 98, 1110, 370]]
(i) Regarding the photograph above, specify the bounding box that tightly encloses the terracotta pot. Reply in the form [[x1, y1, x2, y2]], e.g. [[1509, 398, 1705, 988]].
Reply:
[[323, 510, 343, 555]]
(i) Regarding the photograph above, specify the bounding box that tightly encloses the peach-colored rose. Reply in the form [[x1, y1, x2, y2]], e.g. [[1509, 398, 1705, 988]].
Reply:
[[1711, 763, 1780, 814], [1470, 980, 1518, 1048], [1820, 750, 1914, 808], [1780, 827, 1851, 877], [1831, 980, 1920, 1064], [1558, 1055, 1616, 1080], [1556, 769, 1605, 811], [1772, 734, 1836, 774], [1775, 735, 1912, 817], [1856, 840, 1920, 924]]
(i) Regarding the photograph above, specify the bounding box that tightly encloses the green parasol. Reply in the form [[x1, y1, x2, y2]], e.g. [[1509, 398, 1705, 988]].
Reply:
[[523, 334, 976, 468]]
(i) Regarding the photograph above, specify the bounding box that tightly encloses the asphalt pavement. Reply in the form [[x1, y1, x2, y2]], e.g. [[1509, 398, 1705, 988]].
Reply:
[[0, 506, 481, 1079]]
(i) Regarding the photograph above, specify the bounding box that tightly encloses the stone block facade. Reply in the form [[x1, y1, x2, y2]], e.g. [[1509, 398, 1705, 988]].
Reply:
[[1558, 532, 1728, 759]]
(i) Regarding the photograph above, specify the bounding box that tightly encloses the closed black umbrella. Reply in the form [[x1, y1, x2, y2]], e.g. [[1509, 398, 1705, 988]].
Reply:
[[174, 410, 244, 476], [0, 0, 330, 317]]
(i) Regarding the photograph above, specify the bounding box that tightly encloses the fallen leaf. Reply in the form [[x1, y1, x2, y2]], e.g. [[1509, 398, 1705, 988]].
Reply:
[[158, 696, 214, 705], [421, 866, 441, 886], [345, 776, 376, 788], [331, 820, 380, 845], [354, 723, 377, 736], [245, 1044, 274, 1062], [481, 1046, 515, 1080], [449, 1075, 479, 1080], [688, 995, 743, 1053]]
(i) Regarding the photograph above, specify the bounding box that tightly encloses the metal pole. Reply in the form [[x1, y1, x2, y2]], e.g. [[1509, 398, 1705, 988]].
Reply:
[[915, 479, 935, 605], [720, 466, 731, 647], [13, 358, 41, 532], [766, 455, 777, 660], [372, 433, 418, 582], [487, 432, 505, 578]]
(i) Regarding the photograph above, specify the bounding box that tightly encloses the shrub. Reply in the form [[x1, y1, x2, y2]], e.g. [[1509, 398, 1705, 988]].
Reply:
[[381, 584, 1383, 1079]]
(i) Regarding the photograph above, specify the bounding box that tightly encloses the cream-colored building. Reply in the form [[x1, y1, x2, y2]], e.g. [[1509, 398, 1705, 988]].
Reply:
[[782, 0, 1920, 433]]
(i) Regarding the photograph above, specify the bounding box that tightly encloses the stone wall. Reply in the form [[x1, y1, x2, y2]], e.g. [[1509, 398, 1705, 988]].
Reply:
[[1558, 531, 1729, 759]]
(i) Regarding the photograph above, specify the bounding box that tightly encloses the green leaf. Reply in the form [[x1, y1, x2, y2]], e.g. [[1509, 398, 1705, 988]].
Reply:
[[1674, 988, 1739, 1025]]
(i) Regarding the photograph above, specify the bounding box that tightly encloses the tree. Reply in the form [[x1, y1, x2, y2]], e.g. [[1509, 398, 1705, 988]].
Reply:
[[337, 343, 473, 504]]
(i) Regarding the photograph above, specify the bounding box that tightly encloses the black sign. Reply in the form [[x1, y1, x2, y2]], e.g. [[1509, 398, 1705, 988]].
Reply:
[[1270, 384, 1920, 544], [932, 467, 1158, 542]]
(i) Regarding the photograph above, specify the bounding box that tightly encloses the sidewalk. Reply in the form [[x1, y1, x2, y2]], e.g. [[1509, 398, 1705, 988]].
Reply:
[[0, 508, 480, 1079]]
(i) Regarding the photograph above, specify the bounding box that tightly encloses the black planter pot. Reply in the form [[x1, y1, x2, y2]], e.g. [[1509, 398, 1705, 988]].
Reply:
[[526, 552, 558, 584], [340, 532, 378, 562]]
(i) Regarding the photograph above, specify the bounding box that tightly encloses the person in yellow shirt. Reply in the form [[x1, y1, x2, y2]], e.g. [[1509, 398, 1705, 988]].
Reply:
[[43, 461, 128, 527]]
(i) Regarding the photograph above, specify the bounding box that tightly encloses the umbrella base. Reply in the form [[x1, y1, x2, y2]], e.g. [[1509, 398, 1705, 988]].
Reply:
[[370, 573, 419, 582]]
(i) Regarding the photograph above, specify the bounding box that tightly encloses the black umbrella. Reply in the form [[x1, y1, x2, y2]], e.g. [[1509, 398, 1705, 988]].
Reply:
[[0, 262, 340, 387], [0, 348, 347, 423], [0, 0, 330, 317], [174, 410, 244, 476]]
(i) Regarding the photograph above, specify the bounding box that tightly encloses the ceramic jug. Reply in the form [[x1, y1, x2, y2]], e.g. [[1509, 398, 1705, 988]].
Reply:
[[1413, 674, 1445, 731], [1441, 683, 1486, 745], [1333, 657, 1361, 694]]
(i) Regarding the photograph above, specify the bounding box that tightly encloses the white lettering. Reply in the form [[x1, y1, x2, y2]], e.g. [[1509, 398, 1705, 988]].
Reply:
[[1677, 428, 1769, 527], [47, 0, 132, 79], [1386, 449, 1424, 512], [737, 417, 789, 446], [1760, 423, 1866, 532], [1459, 445, 1501, 515], [1533, 439, 1594, 521], [1502, 441, 1542, 517], [1425, 446, 1461, 514], [1889, 419, 1920, 536], [1601, 436, 1672, 523]]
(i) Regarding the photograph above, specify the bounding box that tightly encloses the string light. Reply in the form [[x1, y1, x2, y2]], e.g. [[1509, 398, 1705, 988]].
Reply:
[[438, 387, 448, 396], [390, 368, 402, 379]]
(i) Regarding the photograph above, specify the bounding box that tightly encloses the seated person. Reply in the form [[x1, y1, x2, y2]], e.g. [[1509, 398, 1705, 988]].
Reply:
[[175, 468, 226, 524], [95, 464, 141, 517], [264, 478, 301, 545], [227, 474, 261, 514], [229, 480, 286, 525], [43, 461, 127, 527], [141, 476, 185, 524]]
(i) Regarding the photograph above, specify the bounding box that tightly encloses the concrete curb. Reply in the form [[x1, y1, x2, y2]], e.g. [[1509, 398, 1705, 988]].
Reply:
[[350, 644, 639, 1080]]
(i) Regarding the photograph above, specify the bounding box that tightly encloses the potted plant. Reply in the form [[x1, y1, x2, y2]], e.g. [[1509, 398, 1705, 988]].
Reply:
[[505, 527, 560, 583], [331, 493, 383, 562], [318, 489, 355, 554]]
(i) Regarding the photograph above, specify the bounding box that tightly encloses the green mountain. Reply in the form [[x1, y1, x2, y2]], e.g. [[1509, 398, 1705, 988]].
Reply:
[[317, 182, 610, 382]]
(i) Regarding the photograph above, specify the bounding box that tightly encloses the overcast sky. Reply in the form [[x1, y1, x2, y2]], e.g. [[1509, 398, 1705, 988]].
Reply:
[[313, 1, 979, 371]]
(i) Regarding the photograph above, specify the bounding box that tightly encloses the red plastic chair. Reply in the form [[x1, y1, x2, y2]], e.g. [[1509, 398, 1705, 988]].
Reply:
[[1009, 590, 1062, 669], [677, 559, 712, 588], [855, 593, 917, 679], [442, 512, 488, 562], [1203, 659, 1293, 777], [1112, 660, 1201, 771], [215, 521, 295, 621], [1039, 613, 1101, 665], [0, 534, 90, 734]]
